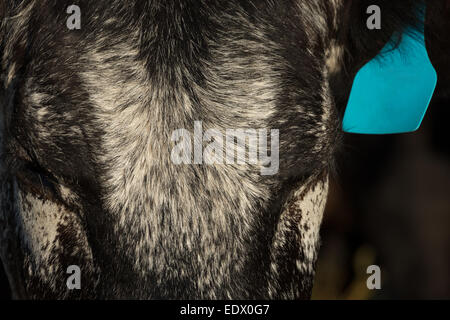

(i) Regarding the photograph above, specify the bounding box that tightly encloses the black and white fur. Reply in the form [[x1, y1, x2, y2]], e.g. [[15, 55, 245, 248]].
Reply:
[[0, 0, 431, 299]]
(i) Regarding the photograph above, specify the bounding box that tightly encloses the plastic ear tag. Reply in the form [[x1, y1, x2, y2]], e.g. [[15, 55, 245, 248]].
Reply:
[[343, 18, 437, 134]]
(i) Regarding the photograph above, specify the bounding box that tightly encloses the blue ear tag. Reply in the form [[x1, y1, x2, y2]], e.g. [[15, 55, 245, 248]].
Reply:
[[343, 14, 437, 134]]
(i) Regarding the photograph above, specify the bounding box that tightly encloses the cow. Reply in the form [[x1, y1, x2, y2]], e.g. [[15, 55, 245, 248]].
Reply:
[[0, 0, 445, 299]]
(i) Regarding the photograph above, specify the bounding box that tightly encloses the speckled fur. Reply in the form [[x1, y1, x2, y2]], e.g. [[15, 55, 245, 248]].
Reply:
[[0, 0, 426, 299]]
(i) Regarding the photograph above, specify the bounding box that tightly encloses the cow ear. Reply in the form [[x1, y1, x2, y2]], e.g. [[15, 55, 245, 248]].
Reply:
[[342, 3, 437, 135]]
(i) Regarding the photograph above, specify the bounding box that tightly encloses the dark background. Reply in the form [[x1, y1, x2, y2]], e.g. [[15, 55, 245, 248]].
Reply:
[[312, 93, 450, 299]]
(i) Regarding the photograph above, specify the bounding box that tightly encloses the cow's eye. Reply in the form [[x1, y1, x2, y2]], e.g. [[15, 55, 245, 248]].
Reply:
[[16, 162, 60, 201]]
